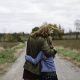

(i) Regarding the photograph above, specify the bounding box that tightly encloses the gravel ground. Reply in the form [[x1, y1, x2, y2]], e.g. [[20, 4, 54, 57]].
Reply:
[[0, 49, 80, 80]]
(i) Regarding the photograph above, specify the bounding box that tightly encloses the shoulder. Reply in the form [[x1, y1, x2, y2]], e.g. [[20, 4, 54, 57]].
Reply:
[[38, 37, 45, 43], [27, 36, 35, 45], [28, 36, 35, 41]]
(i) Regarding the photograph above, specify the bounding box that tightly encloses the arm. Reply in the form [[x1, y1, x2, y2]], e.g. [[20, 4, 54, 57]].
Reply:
[[41, 38, 57, 57], [25, 51, 43, 64]]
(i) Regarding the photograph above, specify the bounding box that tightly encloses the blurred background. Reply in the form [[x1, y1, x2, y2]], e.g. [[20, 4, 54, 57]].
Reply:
[[0, 0, 80, 80]]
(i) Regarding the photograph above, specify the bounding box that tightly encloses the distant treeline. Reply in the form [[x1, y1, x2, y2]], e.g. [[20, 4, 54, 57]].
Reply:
[[0, 31, 80, 42], [0, 32, 29, 42], [53, 32, 80, 40]]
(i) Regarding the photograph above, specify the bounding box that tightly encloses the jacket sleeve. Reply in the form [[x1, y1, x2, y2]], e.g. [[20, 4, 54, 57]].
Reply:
[[25, 51, 43, 64], [41, 38, 56, 57], [26, 37, 30, 55]]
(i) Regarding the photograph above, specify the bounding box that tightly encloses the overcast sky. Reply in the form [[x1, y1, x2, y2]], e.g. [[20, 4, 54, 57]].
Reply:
[[0, 0, 80, 33]]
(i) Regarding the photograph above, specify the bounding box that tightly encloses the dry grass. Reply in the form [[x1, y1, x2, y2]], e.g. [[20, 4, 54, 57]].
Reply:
[[0, 42, 25, 74], [56, 47, 80, 67], [53, 40, 80, 51], [0, 42, 19, 48], [53, 40, 80, 67]]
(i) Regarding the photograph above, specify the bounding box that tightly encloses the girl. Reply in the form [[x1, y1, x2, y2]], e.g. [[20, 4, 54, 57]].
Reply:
[[25, 50, 58, 80]]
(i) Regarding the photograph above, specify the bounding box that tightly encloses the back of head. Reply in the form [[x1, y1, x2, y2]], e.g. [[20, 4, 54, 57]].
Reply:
[[30, 31, 39, 38], [38, 26, 50, 38], [30, 26, 51, 38], [30, 27, 40, 38]]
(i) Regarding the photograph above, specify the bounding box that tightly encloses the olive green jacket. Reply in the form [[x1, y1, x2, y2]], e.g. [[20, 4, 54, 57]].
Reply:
[[23, 36, 55, 75]]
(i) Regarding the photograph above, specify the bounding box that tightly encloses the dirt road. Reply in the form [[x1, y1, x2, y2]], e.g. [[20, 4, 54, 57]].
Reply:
[[55, 56, 80, 80], [0, 49, 80, 80]]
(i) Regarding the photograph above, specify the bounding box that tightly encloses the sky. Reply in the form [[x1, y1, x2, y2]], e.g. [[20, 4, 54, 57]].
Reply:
[[0, 0, 80, 33]]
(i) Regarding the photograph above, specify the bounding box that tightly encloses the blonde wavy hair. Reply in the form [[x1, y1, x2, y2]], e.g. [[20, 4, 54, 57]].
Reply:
[[31, 26, 50, 38]]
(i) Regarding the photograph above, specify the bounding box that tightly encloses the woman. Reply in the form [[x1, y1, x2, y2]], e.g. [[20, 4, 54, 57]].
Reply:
[[25, 26, 58, 80], [23, 28, 41, 80]]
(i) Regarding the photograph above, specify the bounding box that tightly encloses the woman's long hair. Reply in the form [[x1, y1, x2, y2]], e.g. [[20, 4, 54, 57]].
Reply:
[[31, 26, 50, 38], [31, 26, 54, 50]]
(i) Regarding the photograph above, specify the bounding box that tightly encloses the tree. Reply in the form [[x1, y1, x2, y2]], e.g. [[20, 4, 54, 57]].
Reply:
[[69, 29, 72, 33], [75, 19, 80, 32]]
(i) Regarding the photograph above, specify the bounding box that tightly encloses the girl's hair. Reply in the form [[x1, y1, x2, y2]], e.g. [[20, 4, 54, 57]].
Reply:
[[30, 26, 54, 50], [38, 26, 50, 38], [31, 26, 50, 38]]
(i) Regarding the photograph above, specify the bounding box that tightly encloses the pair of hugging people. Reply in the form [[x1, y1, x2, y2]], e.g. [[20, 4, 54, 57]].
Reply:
[[23, 27, 58, 80]]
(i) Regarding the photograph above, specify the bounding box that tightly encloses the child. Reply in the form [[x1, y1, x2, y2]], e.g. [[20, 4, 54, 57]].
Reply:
[[25, 50, 58, 80]]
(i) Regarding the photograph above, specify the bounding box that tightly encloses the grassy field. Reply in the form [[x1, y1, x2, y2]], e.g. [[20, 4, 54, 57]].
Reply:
[[0, 42, 25, 74], [53, 40, 80, 67], [0, 42, 19, 48], [53, 40, 80, 50], [56, 47, 80, 67]]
